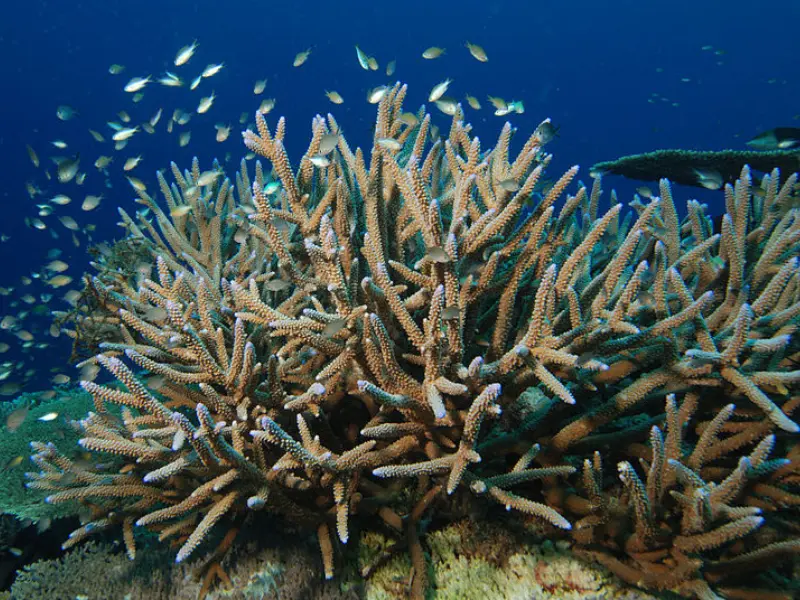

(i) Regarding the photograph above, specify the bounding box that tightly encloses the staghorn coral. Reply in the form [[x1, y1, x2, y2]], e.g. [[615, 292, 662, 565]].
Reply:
[[567, 394, 800, 599], [26, 83, 800, 599]]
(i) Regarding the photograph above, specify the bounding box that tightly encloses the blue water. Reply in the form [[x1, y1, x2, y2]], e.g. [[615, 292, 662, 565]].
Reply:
[[1, 0, 798, 392]]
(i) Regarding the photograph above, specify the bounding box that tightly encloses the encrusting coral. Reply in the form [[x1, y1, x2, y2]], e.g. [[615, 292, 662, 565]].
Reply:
[[26, 83, 800, 599]]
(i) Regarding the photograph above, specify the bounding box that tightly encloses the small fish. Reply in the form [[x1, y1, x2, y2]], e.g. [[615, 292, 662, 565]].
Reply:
[[184, 185, 200, 201], [259, 98, 276, 114], [56, 105, 77, 121], [5, 406, 28, 431], [0, 383, 22, 397], [367, 86, 388, 104], [197, 170, 221, 186], [58, 215, 79, 231], [377, 138, 402, 151], [426, 246, 450, 263], [435, 98, 458, 115], [81, 364, 101, 381], [746, 127, 800, 150], [442, 306, 459, 320], [1, 315, 17, 329], [293, 48, 312, 67], [693, 168, 724, 190], [47, 275, 73, 288], [323, 318, 347, 337], [422, 47, 445, 59], [63, 290, 82, 305], [94, 156, 112, 170], [533, 119, 558, 145], [117, 110, 131, 123], [355, 46, 370, 70], [215, 124, 231, 142], [319, 133, 340, 155], [81, 195, 102, 211], [124, 76, 151, 93], [170, 205, 193, 217], [508, 100, 525, 114], [56, 155, 80, 183], [325, 90, 344, 104], [263, 181, 281, 195], [123, 156, 142, 171], [309, 155, 330, 168], [174, 41, 198, 66], [265, 278, 292, 292], [399, 112, 419, 127], [498, 178, 519, 192], [26, 145, 39, 167], [173, 109, 192, 125], [158, 72, 183, 87], [5, 456, 24, 468], [367, 57, 378, 71], [37, 412, 59, 422], [202, 63, 224, 78], [46, 260, 69, 272], [429, 78, 452, 102], [465, 95, 481, 110], [197, 92, 216, 114], [190, 75, 202, 90], [15, 330, 33, 341], [465, 41, 488, 62], [88, 129, 105, 142], [179, 131, 192, 147], [112, 127, 139, 142], [487, 96, 507, 110], [386, 60, 396, 76], [51, 140, 68, 149], [636, 186, 653, 199], [108, 64, 125, 74], [52, 374, 70, 385], [125, 177, 147, 192], [150, 108, 163, 127], [253, 79, 267, 94]]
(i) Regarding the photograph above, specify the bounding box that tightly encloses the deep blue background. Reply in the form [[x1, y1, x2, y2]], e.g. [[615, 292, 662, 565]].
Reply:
[[1, 0, 798, 393]]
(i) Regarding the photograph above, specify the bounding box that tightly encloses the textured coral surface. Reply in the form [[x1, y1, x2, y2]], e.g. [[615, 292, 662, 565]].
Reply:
[[21, 86, 800, 599]]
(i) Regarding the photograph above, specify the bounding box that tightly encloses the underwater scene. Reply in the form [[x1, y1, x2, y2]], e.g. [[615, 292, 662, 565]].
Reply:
[[0, 0, 799, 598]]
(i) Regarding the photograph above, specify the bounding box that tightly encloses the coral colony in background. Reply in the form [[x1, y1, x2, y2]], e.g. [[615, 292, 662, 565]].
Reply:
[[6, 83, 800, 599]]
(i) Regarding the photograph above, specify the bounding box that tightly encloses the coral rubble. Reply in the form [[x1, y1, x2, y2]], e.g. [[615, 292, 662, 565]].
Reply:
[[26, 84, 800, 599]]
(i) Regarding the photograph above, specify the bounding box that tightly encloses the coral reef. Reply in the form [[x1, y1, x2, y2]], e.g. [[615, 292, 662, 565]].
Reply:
[[358, 519, 657, 600], [26, 84, 800, 599], [1, 390, 97, 523], [0, 518, 657, 600], [0, 536, 360, 600]]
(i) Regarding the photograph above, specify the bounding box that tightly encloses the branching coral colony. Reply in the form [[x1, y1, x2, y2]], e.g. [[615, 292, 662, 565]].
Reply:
[[30, 83, 800, 599]]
